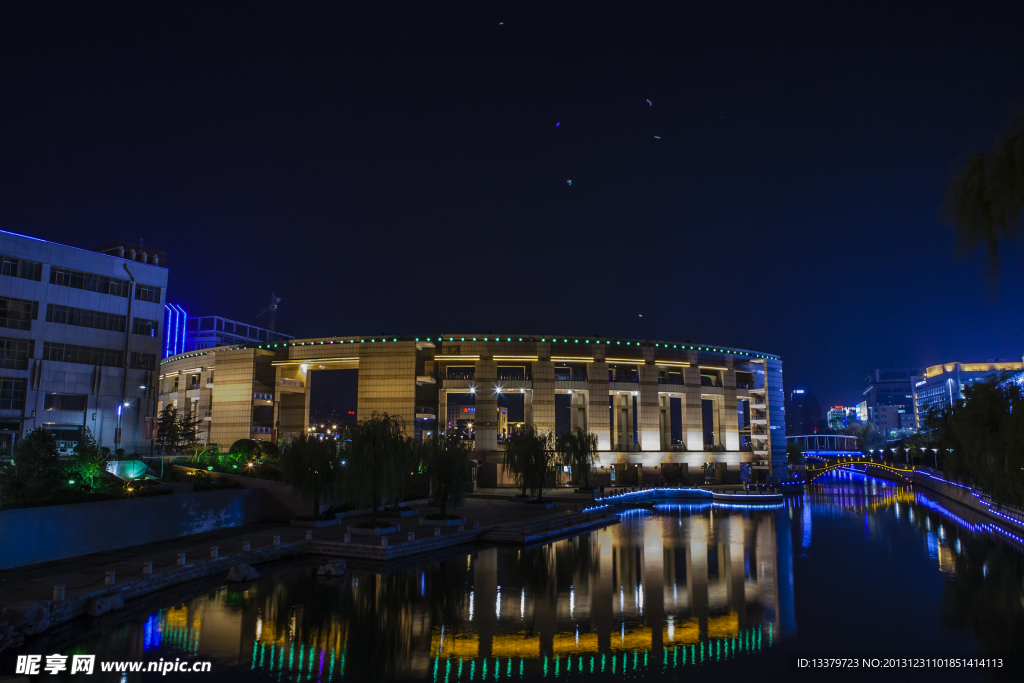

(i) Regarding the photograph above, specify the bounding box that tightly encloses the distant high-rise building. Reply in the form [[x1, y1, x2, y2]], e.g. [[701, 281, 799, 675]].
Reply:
[[785, 389, 821, 435], [862, 368, 917, 432]]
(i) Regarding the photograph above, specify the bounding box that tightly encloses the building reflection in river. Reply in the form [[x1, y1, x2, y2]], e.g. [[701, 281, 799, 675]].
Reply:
[[133, 504, 789, 681]]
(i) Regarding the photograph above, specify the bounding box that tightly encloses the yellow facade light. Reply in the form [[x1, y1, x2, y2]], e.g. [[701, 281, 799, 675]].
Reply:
[[493, 355, 539, 361], [434, 355, 481, 361], [655, 361, 690, 367], [271, 357, 359, 366], [699, 366, 728, 371], [605, 358, 646, 364], [550, 356, 595, 363]]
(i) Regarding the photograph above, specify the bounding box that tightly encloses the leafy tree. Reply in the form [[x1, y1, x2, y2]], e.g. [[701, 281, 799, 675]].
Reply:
[[341, 412, 414, 527], [555, 427, 598, 488], [12, 428, 65, 499], [786, 438, 804, 465], [944, 104, 1024, 295], [156, 404, 180, 454], [505, 426, 554, 499], [931, 377, 1024, 507], [422, 434, 469, 517], [67, 428, 106, 489], [280, 432, 340, 517], [178, 408, 200, 455]]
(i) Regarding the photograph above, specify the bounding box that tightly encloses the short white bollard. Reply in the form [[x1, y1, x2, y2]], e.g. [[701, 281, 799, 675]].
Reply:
[[142, 562, 153, 575], [105, 571, 116, 586], [241, 541, 250, 551], [433, 527, 441, 537], [381, 537, 388, 547], [177, 553, 187, 566], [53, 585, 65, 602], [305, 531, 313, 541], [210, 546, 219, 559], [407, 532, 416, 542], [273, 535, 281, 546], [343, 533, 351, 543]]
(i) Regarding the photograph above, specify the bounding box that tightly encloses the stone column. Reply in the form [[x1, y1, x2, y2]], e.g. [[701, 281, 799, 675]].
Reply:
[[683, 367, 703, 451], [474, 359, 498, 452], [638, 362, 660, 451], [587, 361, 610, 450], [532, 358, 555, 434], [722, 369, 740, 451]]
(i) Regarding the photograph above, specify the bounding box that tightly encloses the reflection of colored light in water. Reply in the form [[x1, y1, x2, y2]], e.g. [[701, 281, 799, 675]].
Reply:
[[458, 659, 463, 679], [470, 660, 476, 681], [445, 658, 451, 683], [601, 654, 606, 672], [433, 657, 439, 682]]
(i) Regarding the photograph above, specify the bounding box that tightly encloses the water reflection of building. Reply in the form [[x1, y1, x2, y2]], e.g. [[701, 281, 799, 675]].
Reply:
[[421, 507, 789, 677]]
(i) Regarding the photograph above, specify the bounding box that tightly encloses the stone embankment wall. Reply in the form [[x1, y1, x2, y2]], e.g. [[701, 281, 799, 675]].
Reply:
[[913, 470, 1024, 534], [0, 489, 263, 570]]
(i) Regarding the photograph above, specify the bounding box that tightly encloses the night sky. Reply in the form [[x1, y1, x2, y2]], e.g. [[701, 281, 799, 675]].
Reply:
[[2, 1, 1024, 409]]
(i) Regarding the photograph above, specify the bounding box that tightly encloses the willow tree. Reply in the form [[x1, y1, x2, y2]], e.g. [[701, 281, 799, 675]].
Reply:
[[280, 433, 340, 517], [341, 412, 414, 527], [422, 433, 469, 517], [555, 427, 598, 488], [944, 105, 1024, 296], [505, 426, 554, 499]]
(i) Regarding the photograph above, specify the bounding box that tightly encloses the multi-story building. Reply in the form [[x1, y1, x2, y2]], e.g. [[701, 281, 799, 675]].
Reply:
[[784, 389, 821, 436], [179, 315, 291, 353], [862, 368, 916, 413], [912, 359, 1024, 429], [158, 333, 788, 482], [0, 230, 167, 456]]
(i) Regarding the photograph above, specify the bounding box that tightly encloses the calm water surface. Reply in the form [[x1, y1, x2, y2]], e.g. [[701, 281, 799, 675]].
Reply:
[[8, 473, 1024, 681]]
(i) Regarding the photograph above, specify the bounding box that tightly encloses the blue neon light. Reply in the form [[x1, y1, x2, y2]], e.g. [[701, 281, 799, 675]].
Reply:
[[163, 303, 188, 357]]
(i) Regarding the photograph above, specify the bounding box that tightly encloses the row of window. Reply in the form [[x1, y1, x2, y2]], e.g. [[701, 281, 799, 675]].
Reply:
[[0, 296, 38, 331], [0, 377, 26, 410], [0, 297, 161, 337], [46, 303, 126, 332], [1, 255, 43, 281]]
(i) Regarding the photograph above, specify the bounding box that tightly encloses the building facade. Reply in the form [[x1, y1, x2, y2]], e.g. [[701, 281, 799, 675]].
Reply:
[[158, 332, 788, 481], [912, 359, 1024, 429], [784, 389, 821, 436], [0, 230, 167, 456]]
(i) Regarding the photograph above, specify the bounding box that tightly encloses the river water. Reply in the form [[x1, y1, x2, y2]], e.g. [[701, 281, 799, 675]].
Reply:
[[7, 472, 1024, 681]]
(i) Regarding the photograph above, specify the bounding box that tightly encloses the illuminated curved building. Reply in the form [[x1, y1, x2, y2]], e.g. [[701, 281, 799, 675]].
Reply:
[[157, 333, 786, 481]]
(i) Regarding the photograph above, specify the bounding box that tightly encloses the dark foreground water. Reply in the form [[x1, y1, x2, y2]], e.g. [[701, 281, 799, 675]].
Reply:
[[6, 472, 1024, 682]]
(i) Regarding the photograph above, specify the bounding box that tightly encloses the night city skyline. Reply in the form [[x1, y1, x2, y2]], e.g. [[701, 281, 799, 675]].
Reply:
[[2, 1, 1024, 409]]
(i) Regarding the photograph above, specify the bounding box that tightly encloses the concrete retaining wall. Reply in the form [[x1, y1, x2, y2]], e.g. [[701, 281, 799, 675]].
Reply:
[[0, 489, 263, 570], [173, 467, 341, 520], [913, 470, 1024, 534]]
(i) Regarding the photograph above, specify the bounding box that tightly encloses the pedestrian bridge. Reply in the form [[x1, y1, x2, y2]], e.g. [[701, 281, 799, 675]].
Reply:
[[805, 455, 916, 483]]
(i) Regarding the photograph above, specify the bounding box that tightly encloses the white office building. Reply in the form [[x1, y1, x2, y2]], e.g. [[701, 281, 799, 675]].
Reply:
[[0, 230, 167, 456]]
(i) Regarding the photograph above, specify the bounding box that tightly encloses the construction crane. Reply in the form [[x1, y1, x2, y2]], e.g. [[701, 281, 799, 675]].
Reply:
[[256, 292, 282, 335]]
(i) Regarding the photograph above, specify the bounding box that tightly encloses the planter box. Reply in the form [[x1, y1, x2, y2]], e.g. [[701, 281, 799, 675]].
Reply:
[[291, 517, 339, 528], [347, 525, 399, 536], [421, 517, 466, 527], [380, 508, 419, 518]]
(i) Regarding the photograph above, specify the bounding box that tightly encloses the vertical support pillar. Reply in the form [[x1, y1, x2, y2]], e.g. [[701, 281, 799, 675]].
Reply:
[[722, 368, 740, 451], [475, 359, 498, 452], [684, 367, 703, 451], [532, 357, 555, 434], [587, 361, 610, 450], [637, 362, 660, 451]]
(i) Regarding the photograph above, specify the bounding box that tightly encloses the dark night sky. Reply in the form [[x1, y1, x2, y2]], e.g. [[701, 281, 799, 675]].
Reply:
[[2, 1, 1024, 409]]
